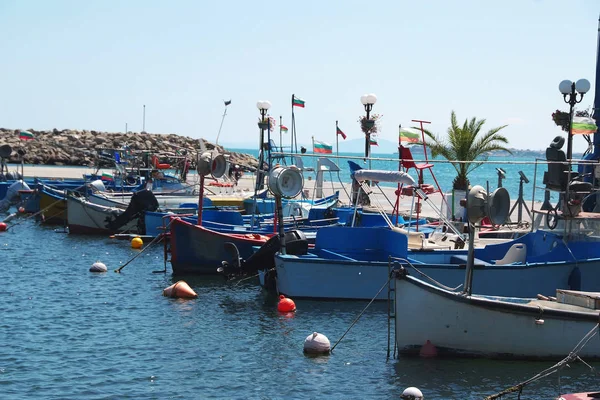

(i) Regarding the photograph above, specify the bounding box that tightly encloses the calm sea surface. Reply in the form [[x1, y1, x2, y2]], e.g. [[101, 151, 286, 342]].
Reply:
[[1, 162, 599, 399], [235, 148, 568, 203]]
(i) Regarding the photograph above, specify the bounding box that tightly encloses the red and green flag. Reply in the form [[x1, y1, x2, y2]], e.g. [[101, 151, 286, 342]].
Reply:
[[280, 125, 288, 132], [292, 95, 305, 108], [313, 140, 332, 154], [19, 131, 34, 141], [336, 126, 347, 140], [370, 136, 378, 146], [101, 172, 114, 181], [399, 127, 420, 143]]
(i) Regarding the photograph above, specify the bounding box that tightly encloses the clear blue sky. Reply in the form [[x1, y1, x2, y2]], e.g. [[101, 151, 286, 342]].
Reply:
[[0, 0, 598, 151]]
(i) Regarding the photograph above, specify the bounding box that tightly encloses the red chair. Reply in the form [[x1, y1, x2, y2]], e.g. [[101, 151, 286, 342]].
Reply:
[[399, 145, 433, 186]]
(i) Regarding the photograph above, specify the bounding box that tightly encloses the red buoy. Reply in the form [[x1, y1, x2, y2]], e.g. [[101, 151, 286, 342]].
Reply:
[[18, 207, 25, 213], [277, 294, 296, 312], [419, 340, 438, 358], [163, 280, 198, 299], [0, 222, 6, 231]]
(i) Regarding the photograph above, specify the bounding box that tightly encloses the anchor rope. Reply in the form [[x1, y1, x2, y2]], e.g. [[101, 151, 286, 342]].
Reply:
[[115, 217, 175, 273], [331, 275, 391, 353], [484, 323, 600, 400]]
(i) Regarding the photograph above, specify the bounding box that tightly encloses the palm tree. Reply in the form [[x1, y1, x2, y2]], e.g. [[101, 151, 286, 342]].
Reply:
[[421, 111, 512, 191]]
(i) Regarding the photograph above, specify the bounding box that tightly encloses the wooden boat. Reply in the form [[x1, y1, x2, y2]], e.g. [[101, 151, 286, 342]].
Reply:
[[169, 217, 272, 274], [393, 269, 600, 359]]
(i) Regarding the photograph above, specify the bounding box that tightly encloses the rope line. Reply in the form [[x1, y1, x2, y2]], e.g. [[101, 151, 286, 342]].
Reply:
[[484, 323, 600, 400], [331, 275, 391, 353]]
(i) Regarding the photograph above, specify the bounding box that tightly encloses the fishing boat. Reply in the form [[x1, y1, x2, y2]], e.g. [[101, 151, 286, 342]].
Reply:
[[67, 189, 159, 234], [393, 268, 600, 359]]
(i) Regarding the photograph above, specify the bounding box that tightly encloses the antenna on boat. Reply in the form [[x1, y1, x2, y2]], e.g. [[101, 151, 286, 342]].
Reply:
[[215, 99, 231, 145]]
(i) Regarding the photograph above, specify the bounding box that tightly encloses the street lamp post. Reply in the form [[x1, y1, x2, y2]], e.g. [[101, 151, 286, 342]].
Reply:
[[360, 93, 377, 161], [255, 100, 271, 192], [559, 79, 591, 161]]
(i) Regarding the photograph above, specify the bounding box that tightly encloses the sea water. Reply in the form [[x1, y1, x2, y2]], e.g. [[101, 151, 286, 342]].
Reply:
[[1, 217, 598, 398], [235, 148, 558, 203]]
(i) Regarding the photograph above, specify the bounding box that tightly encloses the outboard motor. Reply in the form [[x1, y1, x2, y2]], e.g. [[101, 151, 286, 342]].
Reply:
[[218, 229, 308, 280], [0, 180, 31, 213], [105, 189, 159, 232]]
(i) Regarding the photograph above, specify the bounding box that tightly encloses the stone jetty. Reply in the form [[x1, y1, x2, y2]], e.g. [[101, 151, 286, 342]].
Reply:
[[0, 128, 258, 170]]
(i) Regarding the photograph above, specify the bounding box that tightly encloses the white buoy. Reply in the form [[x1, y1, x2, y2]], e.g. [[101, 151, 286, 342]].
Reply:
[[90, 261, 107, 273], [400, 387, 423, 399], [303, 332, 330, 354]]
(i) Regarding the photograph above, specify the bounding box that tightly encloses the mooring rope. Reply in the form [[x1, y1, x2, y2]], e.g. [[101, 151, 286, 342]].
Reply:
[[484, 323, 600, 400], [114, 218, 175, 273], [331, 275, 391, 353], [5, 196, 65, 230]]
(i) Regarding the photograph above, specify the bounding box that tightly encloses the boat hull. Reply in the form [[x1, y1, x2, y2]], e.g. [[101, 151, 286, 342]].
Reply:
[[67, 195, 138, 235], [394, 273, 600, 359], [169, 218, 269, 274]]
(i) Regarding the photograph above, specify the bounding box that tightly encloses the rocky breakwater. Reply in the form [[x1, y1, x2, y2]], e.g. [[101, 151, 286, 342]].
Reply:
[[0, 128, 258, 170]]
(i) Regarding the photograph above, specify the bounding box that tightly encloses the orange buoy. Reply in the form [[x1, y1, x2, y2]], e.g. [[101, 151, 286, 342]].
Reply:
[[277, 294, 296, 312], [0, 222, 7, 231], [18, 207, 25, 213], [419, 340, 438, 358], [163, 280, 198, 299], [131, 237, 143, 249]]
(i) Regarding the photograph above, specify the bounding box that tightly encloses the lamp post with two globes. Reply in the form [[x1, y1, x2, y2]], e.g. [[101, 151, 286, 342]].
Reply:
[[559, 78, 591, 161], [360, 93, 378, 161]]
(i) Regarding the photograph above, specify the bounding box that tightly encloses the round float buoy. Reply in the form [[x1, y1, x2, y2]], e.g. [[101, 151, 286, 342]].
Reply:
[[419, 339, 438, 358], [277, 294, 296, 312], [163, 280, 198, 299], [131, 237, 143, 249], [0, 222, 7, 231], [89, 261, 107, 273], [18, 207, 25, 213], [303, 332, 330, 355], [400, 387, 423, 400]]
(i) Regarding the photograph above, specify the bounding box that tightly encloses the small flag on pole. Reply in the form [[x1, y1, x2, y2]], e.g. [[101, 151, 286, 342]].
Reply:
[[280, 125, 288, 132], [370, 136, 378, 146], [336, 126, 347, 140], [399, 127, 421, 143], [292, 95, 305, 108], [572, 116, 597, 135], [313, 140, 332, 154], [101, 172, 114, 181], [224, 99, 232, 106], [19, 131, 34, 141]]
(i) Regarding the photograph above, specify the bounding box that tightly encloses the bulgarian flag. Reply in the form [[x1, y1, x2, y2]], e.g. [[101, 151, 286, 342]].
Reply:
[[399, 127, 421, 143], [313, 140, 332, 154], [19, 131, 34, 141], [292, 95, 305, 108], [572, 116, 597, 135], [280, 125, 288, 133], [336, 126, 347, 140], [101, 172, 114, 181], [370, 136, 378, 146]]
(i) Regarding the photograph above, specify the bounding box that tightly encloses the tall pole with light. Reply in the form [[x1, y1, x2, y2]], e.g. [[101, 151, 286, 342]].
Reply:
[[250, 100, 271, 227], [360, 93, 377, 163], [559, 78, 590, 161]]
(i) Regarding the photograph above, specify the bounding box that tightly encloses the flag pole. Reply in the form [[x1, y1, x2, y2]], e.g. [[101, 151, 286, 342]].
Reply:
[[291, 94, 295, 165], [279, 115, 283, 159], [336, 120, 339, 159], [143, 104, 146, 132]]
